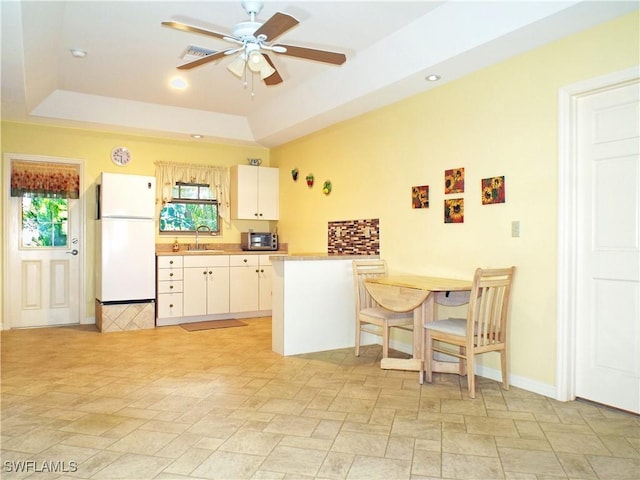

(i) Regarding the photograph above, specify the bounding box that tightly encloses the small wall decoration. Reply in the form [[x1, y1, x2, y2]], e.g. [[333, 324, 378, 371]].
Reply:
[[291, 168, 299, 181], [411, 185, 429, 208], [306, 173, 314, 187], [444, 167, 465, 194], [481, 176, 506, 205], [444, 198, 464, 223], [322, 180, 332, 195]]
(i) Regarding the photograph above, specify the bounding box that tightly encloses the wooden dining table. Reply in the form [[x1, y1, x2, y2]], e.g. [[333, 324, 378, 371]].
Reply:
[[365, 275, 472, 372]]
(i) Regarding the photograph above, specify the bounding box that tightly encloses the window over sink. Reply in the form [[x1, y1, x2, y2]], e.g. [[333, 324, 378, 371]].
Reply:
[[159, 181, 219, 234]]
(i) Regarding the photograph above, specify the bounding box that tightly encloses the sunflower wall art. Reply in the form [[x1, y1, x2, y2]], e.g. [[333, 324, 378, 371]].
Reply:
[[444, 198, 464, 223], [411, 185, 429, 208], [445, 168, 465, 194], [482, 176, 506, 205]]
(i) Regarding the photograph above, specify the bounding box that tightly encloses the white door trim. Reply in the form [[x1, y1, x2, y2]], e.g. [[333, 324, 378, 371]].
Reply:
[[556, 66, 640, 401], [2, 153, 87, 330]]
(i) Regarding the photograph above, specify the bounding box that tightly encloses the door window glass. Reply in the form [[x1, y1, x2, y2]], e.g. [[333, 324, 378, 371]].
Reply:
[[21, 196, 69, 248]]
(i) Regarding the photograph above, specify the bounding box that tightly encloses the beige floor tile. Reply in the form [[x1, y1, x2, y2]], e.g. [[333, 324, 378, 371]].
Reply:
[[347, 454, 411, 479], [441, 452, 505, 479], [260, 445, 327, 477], [88, 452, 172, 479], [106, 429, 178, 455], [194, 450, 264, 479], [218, 429, 282, 456], [330, 430, 388, 456], [498, 446, 566, 476], [2, 319, 638, 480]]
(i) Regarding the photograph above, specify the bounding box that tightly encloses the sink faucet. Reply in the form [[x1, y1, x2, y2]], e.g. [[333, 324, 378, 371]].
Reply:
[[195, 225, 211, 250]]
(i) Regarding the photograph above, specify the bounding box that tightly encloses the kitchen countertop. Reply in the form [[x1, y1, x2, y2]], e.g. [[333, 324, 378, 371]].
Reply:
[[157, 249, 288, 256], [270, 253, 379, 261]]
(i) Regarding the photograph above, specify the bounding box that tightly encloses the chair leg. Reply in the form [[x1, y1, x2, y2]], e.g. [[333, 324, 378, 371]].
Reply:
[[467, 353, 475, 399], [382, 325, 389, 358], [500, 348, 510, 390], [424, 329, 434, 384], [355, 320, 361, 357]]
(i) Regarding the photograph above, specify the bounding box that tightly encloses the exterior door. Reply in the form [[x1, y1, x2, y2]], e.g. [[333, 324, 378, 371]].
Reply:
[[5, 155, 84, 329], [575, 80, 639, 413]]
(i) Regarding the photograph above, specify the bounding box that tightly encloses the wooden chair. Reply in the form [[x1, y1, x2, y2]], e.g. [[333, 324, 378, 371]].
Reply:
[[352, 260, 414, 357], [422, 267, 515, 398]]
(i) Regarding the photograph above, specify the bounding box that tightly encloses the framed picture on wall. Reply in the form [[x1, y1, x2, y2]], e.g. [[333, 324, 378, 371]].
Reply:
[[412, 185, 429, 208], [445, 168, 464, 194]]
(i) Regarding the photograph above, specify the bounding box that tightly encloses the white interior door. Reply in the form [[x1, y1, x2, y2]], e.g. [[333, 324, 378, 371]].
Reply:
[[4, 155, 84, 329], [575, 80, 640, 413]]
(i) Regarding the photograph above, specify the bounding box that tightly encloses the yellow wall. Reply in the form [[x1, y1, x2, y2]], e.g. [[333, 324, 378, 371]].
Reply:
[[1, 11, 637, 389], [1, 124, 269, 321], [270, 12, 639, 387]]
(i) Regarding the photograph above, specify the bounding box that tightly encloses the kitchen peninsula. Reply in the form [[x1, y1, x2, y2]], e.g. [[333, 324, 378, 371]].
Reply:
[[270, 254, 379, 356]]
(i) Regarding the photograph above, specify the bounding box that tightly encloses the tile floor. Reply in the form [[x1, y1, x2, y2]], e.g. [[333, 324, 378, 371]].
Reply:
[[1, 317, 638, 479]]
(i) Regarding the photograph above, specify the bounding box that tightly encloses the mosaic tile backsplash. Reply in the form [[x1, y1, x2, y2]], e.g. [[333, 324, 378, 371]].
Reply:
[[328, 218, 380, 255]]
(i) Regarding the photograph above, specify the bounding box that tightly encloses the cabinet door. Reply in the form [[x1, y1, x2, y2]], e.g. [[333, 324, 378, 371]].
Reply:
[[257, 167, 279, 220], [258, 264, 273, 310], [183, 267, 208, 316], [230, 265, 259, 312], [230, 165, 259, 219], [207, 266, 230, 314], [158, 293, 183, 318]]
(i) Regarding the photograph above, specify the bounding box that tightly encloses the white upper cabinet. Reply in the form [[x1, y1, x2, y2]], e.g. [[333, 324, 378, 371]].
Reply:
[[230, 165, 279, 220]]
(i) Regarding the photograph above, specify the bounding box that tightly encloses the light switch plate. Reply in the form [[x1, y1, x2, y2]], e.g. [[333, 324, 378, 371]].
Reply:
[[511, 221, 520, 238]]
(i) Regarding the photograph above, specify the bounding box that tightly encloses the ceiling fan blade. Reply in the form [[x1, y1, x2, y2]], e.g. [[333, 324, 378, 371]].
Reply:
[[262, 54, 283, 85], [275, 44, 346, 65], [253, 12, 299, 42], [162, 21, 229, 41], [176, 50, 230, 70]]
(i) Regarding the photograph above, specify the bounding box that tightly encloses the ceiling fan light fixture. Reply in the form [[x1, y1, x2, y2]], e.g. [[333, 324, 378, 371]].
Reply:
[[227, 54, 247, 77], [246, 51, 275, 79]]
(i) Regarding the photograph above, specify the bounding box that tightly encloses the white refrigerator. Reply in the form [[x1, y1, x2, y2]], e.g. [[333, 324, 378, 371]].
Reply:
[[96, 172, 156, 304]]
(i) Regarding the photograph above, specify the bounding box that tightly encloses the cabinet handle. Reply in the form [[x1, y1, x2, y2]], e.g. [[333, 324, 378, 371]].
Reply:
[[243, 258, 248, 263], [169, 304, 174, 308], [255, 269, 259, 273], [169, 285, 174, 289], [203, 271, 207, 275], [260, 269, 264, 273], [208, 270, 213, 275], [169, 272, 174, 277], [259, 213, 263, 217], [169, 260, 174, 265]]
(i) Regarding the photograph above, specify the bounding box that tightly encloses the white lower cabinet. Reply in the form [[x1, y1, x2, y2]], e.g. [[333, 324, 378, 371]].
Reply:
[[182, 256, 230, 317], [229, 255, 260, 312], [156, 253, 284, 325], [157, 256, 184, 321]]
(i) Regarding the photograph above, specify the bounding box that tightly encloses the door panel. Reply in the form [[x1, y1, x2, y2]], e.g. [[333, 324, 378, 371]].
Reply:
[[8, 192, 82, 328], [575, 81, 640, 413]]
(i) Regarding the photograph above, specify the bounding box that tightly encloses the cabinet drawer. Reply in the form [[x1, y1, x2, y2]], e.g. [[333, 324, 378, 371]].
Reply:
[[158, 256, 183, 268], [230, 255, 259, 267], [158, 269, 183, 281], [158, 280, 183, 294], [184, 255, 229, 268], [157, 293, 183, 318]]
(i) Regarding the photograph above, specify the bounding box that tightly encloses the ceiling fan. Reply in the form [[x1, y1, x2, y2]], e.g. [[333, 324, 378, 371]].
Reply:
[[162, 1, 347, 86]]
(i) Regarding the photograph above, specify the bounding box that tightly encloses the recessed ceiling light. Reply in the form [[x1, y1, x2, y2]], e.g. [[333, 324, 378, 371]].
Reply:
[[425, 74, 441, 82], [170, 77, 188, 90], [191, 134, 203, 139], [70, 49, 87, 58]]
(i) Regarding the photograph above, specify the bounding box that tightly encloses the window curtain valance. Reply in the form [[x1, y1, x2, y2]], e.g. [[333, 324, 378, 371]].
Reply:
[[10, 160, 80, 199], [155, 161, 230, 224]]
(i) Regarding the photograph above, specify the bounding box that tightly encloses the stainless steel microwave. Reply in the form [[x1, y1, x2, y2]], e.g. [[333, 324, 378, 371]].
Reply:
[[241, 232, 278, 251]]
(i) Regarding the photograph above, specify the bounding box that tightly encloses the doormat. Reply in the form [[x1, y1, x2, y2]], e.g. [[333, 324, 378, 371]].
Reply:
[[180, 319, 247, 332]]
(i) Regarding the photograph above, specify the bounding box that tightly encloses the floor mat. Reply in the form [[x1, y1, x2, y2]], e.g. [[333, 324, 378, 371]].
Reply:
[[180, 319, 247, 331]]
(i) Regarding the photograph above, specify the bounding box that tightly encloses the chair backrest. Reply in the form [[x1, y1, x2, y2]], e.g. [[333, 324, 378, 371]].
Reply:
[[467, 267, 515, 347], [352, 259, 388, 312]]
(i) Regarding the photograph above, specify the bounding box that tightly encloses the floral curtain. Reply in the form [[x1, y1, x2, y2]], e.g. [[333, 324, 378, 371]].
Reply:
[[155, 161, 230, 225], [11, 161, 80, 199]]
